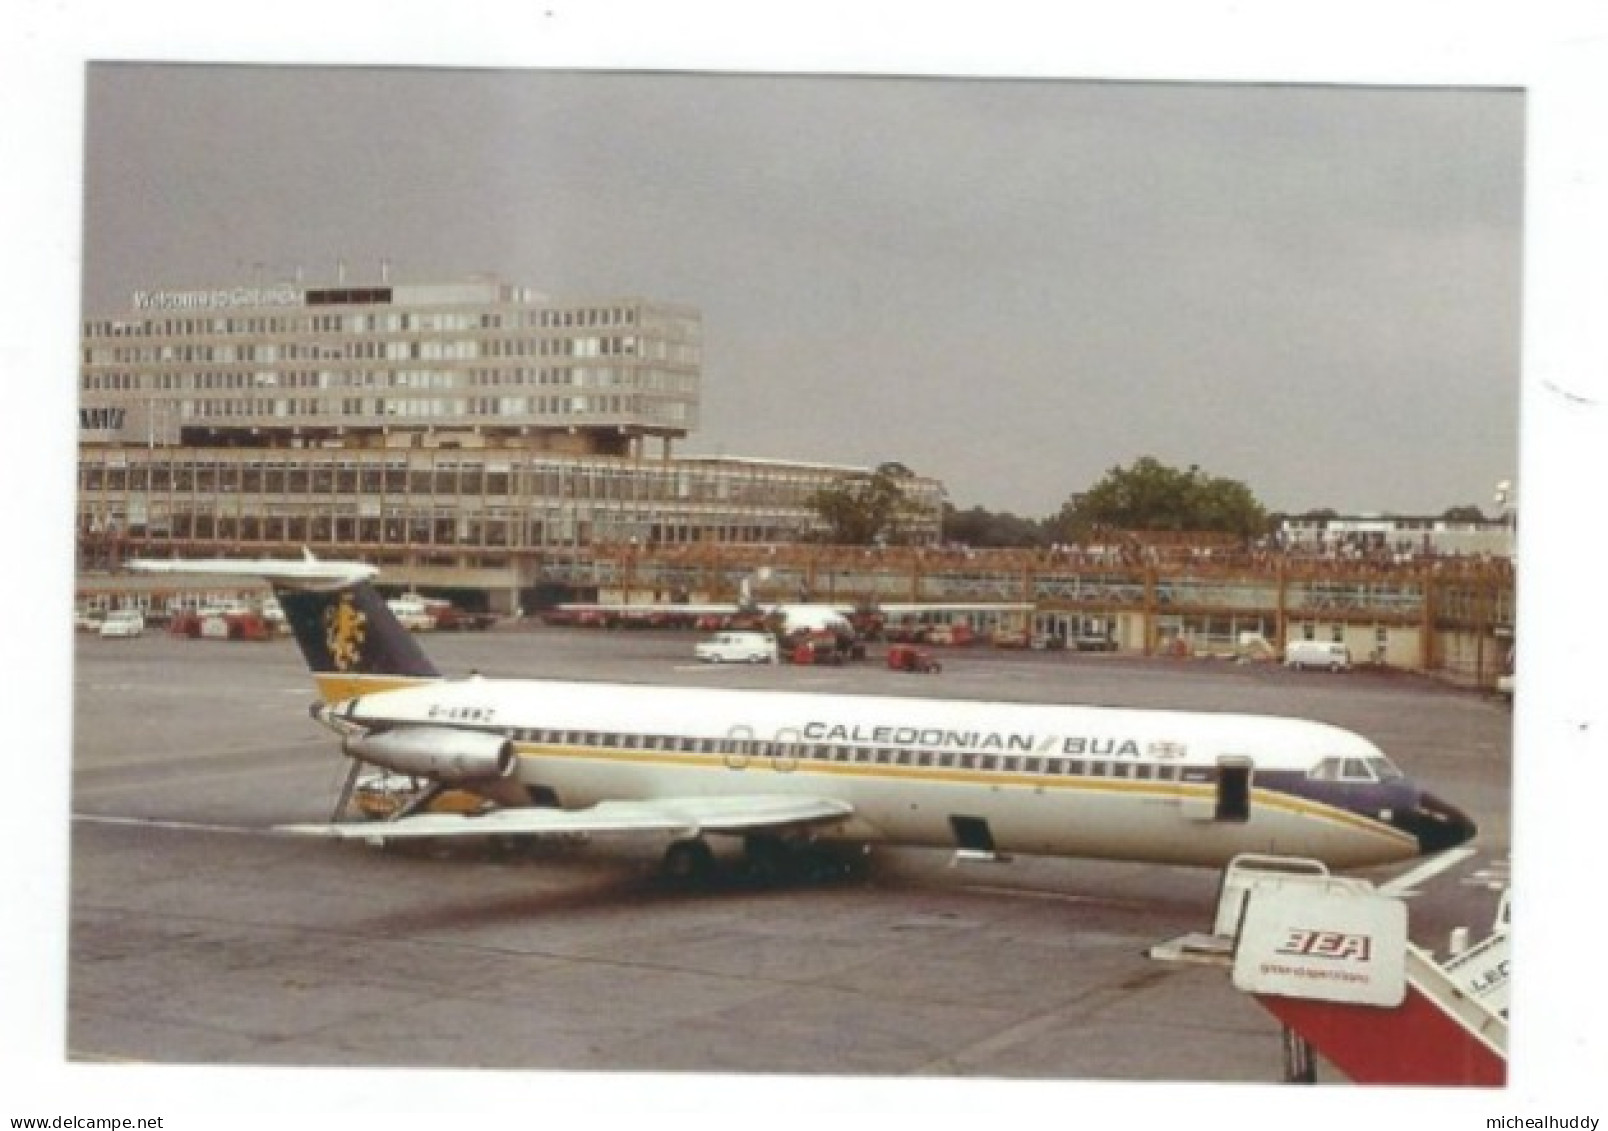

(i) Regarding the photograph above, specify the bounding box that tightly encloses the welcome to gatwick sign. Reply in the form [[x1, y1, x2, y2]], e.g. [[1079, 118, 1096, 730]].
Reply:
[[131, 285, 302, 312]]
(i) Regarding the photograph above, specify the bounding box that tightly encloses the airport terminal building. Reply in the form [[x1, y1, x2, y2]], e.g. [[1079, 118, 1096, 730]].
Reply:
[[76, 275, 945, 605]]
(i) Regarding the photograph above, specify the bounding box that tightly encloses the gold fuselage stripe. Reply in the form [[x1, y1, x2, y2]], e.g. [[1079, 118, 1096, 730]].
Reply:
[[314, 673, 438, 702], [506, 741, 1417, 848]]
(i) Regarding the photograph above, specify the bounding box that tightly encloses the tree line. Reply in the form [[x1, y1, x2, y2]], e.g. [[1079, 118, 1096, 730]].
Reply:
[[807, 455, 1495, 548]]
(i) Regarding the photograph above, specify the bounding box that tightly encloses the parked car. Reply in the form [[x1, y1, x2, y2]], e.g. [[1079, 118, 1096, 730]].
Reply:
[[204, 611, 274, 641], [887, 643, 941, 673], [925, 623, 975, 646], [431, 605, 497, 631], [260, 596, 288, 633], [98, 609, 146, 638], [694, 630, 778, 664], [387, 596, 437, 632]]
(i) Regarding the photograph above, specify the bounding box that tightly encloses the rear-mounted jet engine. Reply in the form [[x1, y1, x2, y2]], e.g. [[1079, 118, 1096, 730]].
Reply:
[[343, 726, 516, 783]]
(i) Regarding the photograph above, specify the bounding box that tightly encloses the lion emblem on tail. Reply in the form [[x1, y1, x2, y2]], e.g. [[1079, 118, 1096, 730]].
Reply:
[[323, 594, 368, 670]]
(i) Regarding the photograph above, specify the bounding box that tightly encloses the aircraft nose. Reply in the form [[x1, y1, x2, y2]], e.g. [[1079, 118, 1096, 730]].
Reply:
[[1399, 790, 1478, 855]]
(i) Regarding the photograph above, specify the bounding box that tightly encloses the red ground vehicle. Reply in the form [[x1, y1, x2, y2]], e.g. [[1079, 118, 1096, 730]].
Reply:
[[925, 623, 974, 646], [883, 620, 929, 644], [791, 637, 846, 665], [168, 609, 272, 641], [886, 644, 942, 673], [429, 604, 497, 631]]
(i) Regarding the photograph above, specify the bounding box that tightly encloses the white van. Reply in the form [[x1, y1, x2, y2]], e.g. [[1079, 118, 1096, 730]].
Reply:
[[260, 596, 287, 632], [695, 630, 778, 664], [1284, 640, 1352, 672], [98, 609, 146, 639]]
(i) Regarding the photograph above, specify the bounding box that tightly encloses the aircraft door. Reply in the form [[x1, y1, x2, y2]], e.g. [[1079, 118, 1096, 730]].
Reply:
[[769, 727, 800, 773], [949, 814, 997, 854], [724, 725, 754, 770], [1176, 756, 1254, 823], [1214, 756, 1254, 823]]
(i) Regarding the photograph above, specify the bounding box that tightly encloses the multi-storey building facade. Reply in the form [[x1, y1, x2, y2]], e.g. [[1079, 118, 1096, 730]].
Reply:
[[1277, 514, 1516, 560], [79, 278, 702, 455], [77, 276, 944, 606]]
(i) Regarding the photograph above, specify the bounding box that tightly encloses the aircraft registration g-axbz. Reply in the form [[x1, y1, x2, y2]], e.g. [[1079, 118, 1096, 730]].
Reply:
[[129, 555, 1477, 880]]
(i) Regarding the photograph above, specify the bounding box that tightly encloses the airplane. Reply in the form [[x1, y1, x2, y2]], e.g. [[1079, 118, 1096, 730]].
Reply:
[[126, 554, 1478, 882], [551, 576, 1033, 653]]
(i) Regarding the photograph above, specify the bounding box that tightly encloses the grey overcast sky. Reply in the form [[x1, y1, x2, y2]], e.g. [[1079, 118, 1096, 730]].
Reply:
[[81, 65, 1523, 519]]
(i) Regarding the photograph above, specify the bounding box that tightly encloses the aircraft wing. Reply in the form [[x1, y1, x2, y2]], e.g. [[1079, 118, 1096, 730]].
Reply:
[[128, 554, 378, 590], [281, 795, 854, 840]]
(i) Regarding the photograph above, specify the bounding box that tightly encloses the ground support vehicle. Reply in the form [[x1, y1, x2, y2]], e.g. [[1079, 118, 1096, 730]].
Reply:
[[695, 630, 779, 664], [791, 638, 846, 665], [98, 609, 145, 638], [887, 643, 942, 673]]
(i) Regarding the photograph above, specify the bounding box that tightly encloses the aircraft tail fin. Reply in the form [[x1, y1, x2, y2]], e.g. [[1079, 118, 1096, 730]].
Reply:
[[127, 555, 440, 701]]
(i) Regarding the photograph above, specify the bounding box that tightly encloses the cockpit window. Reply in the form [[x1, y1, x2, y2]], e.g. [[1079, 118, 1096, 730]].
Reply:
[[1366, 756, 1405, 781], [1308, 756, 1343, 781]]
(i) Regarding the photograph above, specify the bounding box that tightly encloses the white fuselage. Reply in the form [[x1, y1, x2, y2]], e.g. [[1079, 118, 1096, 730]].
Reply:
[[337, 675, 1423, 870], [770, 606, 853, 635]]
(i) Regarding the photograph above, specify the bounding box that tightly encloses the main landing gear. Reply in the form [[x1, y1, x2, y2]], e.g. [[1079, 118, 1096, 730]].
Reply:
[[660, 838, 718, 884], [658, 834, 870, 887]]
